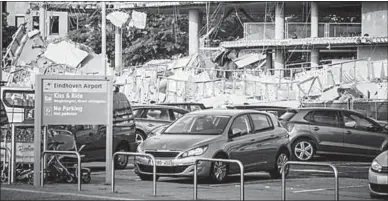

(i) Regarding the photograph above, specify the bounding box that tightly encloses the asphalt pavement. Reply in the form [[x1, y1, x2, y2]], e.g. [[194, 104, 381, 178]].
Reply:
[[1, 156, 387, 200]]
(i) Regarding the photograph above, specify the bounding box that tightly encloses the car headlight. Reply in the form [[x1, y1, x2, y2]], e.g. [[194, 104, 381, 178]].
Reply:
[[179, 146, 208, 158], [371, 160, 382, 172]]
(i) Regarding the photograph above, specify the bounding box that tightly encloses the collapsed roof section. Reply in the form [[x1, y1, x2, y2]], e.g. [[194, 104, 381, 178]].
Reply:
[[2, 24, 112, 86]]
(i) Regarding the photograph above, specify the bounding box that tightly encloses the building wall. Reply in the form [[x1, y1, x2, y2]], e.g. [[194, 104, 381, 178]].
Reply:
[[358, 2, 388, 61], [6, 2, 30, 27], [6, 2, 69, 37], [30, 10, 69, 38]]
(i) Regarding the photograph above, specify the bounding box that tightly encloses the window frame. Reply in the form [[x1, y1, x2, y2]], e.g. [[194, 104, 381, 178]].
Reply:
[[340, 111, 381, 132], [15, 15, 25, 27], [308, 110, 341, 127], [228, 114, 252, 137], [49, 16, 60, 35], [249, 113, 275, 133]]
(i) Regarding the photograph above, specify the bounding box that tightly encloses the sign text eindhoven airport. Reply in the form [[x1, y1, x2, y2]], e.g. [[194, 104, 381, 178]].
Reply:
[[42, 79, 108, 125]]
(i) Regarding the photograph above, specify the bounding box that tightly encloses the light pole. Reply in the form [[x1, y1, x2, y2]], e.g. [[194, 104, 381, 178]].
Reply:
[[107, 11, 129, 76]]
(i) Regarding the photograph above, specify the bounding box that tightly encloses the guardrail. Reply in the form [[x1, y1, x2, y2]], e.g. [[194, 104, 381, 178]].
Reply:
[[193, 158, 244, 200], [0, 146, 12, 184], [111, 152, 157, 195], [281, 161, 339, 201], [41, 150, 81, 191]]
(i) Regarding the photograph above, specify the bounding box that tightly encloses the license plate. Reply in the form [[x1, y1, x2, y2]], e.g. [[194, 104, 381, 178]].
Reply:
[[149, 159, 172, 166], [376, 175, 388, 184]]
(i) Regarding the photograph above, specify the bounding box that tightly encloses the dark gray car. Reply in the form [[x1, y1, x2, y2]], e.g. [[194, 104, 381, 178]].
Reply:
[[280, 108, 388, 161], [132, 105, 189, 144]]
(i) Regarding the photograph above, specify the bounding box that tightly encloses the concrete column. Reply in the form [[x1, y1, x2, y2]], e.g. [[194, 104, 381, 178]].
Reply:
[[39, 3, 45, 38], [274, 2, 285, 76], [115, 26, 121, 75], [310, 2, 319, 67], [188, 9, 200, 55], [266, 50, 273, 71]]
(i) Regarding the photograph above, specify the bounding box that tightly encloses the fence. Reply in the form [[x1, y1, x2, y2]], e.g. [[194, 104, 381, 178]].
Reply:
[[120, 58, 387, 104], [111, 152, 157, 195], [281, 161, 339, 201], [193, 158, 244, 200], [244, 22, 361, 40]]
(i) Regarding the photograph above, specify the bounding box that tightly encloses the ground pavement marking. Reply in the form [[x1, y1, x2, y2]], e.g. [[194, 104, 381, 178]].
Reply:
[[292, 185, 368, 193], [1, 187, 142, 200]]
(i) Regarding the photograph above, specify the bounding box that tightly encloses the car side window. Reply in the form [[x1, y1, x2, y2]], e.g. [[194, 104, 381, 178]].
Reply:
[[230, 115, 251, 136], [191, 105, 201, 111], [311, 110, 339, 126], [250, 114, 273, 132], [145, 109, 170, 121], [171, 110, 185, 121], [133, 109, 143, 118], [343, 112, 376, 131]]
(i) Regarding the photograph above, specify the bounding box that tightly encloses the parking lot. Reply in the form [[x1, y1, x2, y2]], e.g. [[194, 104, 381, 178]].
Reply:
[[1, 156, 386, 200]]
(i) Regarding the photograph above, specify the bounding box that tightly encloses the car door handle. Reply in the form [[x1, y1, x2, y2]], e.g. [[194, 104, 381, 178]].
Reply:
[[270, 135, 277, 139], [313, 127, 320, 131], [148, 124, 154, 127], [345, 131, 352, 135], [250, 139, 256, 142]]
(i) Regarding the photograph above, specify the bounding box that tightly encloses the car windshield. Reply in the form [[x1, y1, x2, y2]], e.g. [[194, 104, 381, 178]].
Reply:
[[163, 114, 231, 135]]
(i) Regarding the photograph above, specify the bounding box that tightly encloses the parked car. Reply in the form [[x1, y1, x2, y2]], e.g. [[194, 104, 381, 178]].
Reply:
[[226, 105, 289, 118], [279, 108, 388, 161], [368, 150, 388, 198], [157, 102, 210, 112], [0, 88, 137, 169], [132, 105, 189, 144], [135, 109, 291, 183]]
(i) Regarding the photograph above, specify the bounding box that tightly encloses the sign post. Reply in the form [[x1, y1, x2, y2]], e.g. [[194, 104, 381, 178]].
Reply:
[[34, 75, 113, 186]]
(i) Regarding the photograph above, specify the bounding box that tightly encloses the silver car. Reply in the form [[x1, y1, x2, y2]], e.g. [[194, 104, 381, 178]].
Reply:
[[369, 150, 388, 198], [135, 109, 291, 183]]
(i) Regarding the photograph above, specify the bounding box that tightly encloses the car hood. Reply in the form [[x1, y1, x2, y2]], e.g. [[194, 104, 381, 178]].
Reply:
[[142, 134, 221, 151], [375, 150, 388, 165]]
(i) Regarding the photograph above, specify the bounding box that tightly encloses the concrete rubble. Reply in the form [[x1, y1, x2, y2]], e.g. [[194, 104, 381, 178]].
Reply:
[[2, 24, 387, 109]]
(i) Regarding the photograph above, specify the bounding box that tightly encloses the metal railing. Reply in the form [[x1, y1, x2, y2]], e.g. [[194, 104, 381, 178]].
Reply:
[[111, 152, 157, 196], [193, 158, 245, 200], [41, 150, 81, 191], [281, 161, 339, 201], [0, 146, 12, 184]]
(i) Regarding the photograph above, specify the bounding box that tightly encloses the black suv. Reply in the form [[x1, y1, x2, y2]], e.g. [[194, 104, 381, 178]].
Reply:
[[280, 108, 388, 161]]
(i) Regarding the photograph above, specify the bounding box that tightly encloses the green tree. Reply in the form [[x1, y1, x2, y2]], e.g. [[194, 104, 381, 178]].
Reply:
[[68, 10, 189, 67], [2, 12, 17, 53]]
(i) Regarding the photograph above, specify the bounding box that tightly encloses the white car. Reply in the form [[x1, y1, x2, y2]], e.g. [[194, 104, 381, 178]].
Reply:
[[368, 150, 388, 198]]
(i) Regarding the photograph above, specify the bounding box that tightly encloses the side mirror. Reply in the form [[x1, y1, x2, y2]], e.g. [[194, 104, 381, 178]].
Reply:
[[229, 128, 242, 138]]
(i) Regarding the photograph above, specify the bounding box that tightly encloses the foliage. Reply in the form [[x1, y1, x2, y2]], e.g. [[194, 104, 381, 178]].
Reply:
[[2, 12, 17, 52], [68, 10, 188, 67]]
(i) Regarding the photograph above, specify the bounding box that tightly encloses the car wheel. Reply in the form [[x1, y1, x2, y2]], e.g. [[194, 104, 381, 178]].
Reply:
[[269, 151, 290, 179], [292, 139, 315, 161], [138, 173, 159, 181], [114, 145, 129, 169], [209, 155, 229, 183], [135, 130, 146, 145]]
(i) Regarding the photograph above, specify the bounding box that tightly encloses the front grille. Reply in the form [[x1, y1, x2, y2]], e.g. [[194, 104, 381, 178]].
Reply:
[[370, 184, 388, 194], [381, 167, 388, 173], [145, 151, 180, 158], [138, 164, 189, 174]]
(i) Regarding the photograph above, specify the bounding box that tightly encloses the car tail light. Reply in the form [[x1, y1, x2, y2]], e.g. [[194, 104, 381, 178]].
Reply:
[[287, 123, 295, 132]]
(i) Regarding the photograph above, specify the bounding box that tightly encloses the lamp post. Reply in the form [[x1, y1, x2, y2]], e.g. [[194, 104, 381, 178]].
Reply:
[[107, 11, 129, 76]]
